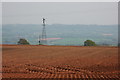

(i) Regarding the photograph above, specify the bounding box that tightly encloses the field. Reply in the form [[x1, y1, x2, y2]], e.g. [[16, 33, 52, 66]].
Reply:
[[2, 45, 119, 79]]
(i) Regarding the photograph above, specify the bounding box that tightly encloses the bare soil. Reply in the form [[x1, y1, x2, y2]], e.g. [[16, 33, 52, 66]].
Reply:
[[2, 45, 119, 79]]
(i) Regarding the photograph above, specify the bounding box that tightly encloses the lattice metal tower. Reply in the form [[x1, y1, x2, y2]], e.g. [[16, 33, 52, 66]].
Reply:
[[41, 18, 47, 44]]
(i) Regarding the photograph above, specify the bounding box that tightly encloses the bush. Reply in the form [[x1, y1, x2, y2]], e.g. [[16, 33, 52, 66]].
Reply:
[[84, 40, 96, 46], [17, 38, 30, 45]]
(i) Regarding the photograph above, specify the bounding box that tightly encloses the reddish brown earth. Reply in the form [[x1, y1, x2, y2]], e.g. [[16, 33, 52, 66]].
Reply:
[[2, 45, 119, 79]]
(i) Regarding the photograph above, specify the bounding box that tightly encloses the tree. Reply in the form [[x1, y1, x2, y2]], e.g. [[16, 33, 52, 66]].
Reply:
[[17, 38, 30, 45], [118, 43, 120, 47], [84, 40, 96, 46]]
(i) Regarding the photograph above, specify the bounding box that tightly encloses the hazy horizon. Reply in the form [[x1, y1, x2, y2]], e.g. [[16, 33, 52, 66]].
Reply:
[[2, 24, 118, 46], [2, 23, 118, 26], [2, 2, 118, 46]]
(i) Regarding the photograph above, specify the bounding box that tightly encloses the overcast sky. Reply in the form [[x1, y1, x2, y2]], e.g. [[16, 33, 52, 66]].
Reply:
[[2, 2, 118, 25]]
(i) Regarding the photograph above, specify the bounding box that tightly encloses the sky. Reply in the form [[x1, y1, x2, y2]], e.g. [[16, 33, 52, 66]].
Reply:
[[2, 2, 118, 25]]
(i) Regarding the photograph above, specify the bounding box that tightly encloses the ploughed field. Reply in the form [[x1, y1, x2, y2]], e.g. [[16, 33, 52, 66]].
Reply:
[[2, 45, 119, 79]]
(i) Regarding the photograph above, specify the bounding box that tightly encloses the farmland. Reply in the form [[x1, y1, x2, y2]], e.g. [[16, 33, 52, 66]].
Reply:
[[2, 45, 119, 79], [2, 24, 118, 46]]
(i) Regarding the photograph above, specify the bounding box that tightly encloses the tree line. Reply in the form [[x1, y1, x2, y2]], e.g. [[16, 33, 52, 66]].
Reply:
[[17, 38, 97, 46]]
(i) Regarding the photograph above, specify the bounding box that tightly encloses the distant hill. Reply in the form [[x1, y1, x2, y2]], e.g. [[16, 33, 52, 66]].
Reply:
[[2, 24, 118, 46]]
